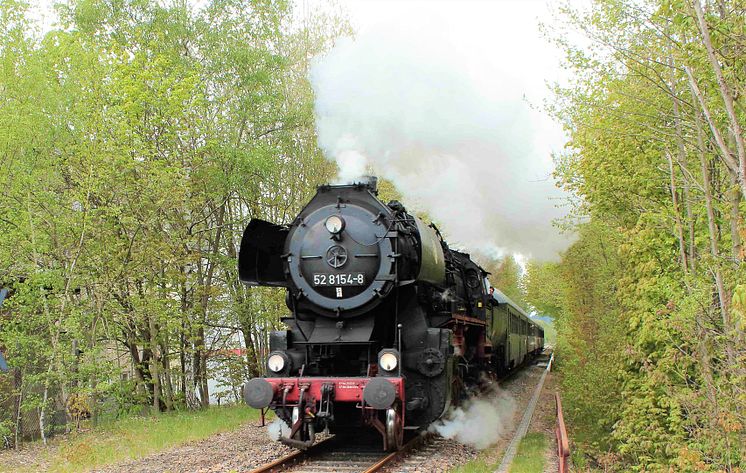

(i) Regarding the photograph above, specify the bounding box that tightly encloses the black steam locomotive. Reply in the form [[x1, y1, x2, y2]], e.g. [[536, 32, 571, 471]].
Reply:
[[240, 177, 543, 450]]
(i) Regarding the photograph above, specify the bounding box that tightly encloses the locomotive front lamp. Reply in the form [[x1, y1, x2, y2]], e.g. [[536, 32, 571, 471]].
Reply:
[[325, 215, 345, 234], [378, 350, 399, 372], [267, 352, 287, 373]]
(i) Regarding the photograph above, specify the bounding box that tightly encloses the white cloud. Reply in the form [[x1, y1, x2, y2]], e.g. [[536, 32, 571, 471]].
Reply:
[[311, 0, 573, 260]]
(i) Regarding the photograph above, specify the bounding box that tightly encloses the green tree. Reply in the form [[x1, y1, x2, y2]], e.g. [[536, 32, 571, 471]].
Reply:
[[483, 255, 527, 309], [0, 0, 347, 445], [543, 0, 746, 470]]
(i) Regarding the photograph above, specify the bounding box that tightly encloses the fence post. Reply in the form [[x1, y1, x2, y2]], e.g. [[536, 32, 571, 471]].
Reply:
[[555, 392, 570, 473]]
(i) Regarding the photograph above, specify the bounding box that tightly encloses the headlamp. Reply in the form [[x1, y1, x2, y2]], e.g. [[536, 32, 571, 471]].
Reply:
[[267, 352, 287, 373], [378, 351, 399, 372], [325, 215, 345, 234]]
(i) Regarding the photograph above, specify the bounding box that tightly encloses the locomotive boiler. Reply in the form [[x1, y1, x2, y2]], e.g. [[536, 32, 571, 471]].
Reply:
[[240, 177, 543, 450]]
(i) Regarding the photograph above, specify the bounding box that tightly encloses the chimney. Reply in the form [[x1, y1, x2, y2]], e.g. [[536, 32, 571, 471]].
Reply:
[[362, 175, 378, 193]]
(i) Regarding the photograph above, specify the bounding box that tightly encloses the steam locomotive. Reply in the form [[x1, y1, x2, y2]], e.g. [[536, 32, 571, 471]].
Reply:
[[240, 177, 543, 450]]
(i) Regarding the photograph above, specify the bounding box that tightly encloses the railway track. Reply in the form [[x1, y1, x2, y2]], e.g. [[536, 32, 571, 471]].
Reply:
[[385, 436, 452, 473], [249, 432, 429, 473]]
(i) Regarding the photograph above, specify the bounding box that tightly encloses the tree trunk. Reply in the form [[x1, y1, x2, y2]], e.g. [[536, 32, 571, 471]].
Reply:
[[694, 107, 733, 339], [666, 151, 689, 273], [669, 72, 696, 270], [160, 340, 174, 411], [684, 182, 696, 271], [692, 0, 746, 199], [149, 316, 160, 413], [124, 334, 153, 403], [223, 212, 261, 378], [728, 167, 743, 260], [685, 68, 739, 178], [179, 278, 189, 406], [14, 369, 23, 449], [39, 385, 48, 445], [192, 328, 209, 408], [694, 311, 719, 421], [180, 320, 187, 405], [194, 202, 227, 408]]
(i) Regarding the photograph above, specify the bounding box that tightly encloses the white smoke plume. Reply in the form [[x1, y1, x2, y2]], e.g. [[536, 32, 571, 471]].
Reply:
[[310, 2, 573, 261], [430, 388, 517, 450], [267, 418, 291, 441]]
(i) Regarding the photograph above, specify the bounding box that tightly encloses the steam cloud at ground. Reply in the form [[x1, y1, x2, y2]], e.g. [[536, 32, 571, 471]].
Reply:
[[430, 387, 517, 450], [267, 418, 291, 441], [310, 4, 573, 261]]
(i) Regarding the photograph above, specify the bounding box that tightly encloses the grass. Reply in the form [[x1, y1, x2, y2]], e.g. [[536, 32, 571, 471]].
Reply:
[[450, 432, 549, 473], [508, 432, 547, 473], [450, 454, 496, 473], [1, 405, 260, 473]]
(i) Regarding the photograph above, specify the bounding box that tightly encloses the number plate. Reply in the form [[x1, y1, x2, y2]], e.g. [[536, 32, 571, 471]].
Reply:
[[312, 273, 365, 286]]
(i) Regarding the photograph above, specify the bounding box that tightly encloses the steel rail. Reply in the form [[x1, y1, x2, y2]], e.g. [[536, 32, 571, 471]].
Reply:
[[362, 433, 429, 473], [247, 436, 334, 473], [248, 433, 427, 473]]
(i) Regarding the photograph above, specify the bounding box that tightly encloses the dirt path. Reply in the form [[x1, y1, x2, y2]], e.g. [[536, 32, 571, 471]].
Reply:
[[0, 441, 56, 472]]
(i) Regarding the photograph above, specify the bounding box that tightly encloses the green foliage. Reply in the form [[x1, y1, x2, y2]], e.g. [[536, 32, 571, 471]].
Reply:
[[0, 406, 259, 473], [539, 0, 746, 470], [450, 455, 494, 473], [483, 255, 527, 309], [0, 0, 347, 445], [524, 261, 564, 318], [509, 432, 547, 473]]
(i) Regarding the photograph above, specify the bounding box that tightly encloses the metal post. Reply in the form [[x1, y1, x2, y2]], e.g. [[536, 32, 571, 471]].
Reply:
[[397, 324, 402, 376], [555, 392, 570, 473]]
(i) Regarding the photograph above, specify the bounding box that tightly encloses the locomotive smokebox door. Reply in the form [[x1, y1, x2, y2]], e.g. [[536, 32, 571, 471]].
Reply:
[[284, 183, 399, 317]]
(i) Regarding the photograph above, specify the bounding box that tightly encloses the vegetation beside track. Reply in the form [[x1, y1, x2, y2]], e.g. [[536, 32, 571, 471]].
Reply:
[[508, 433, 547, 473], [450, 455, 494, 473], [0, 405, 259, 473], [0, 0, 346, 447], [524, 1, 746, 470], [449, 432, 548, 473]]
